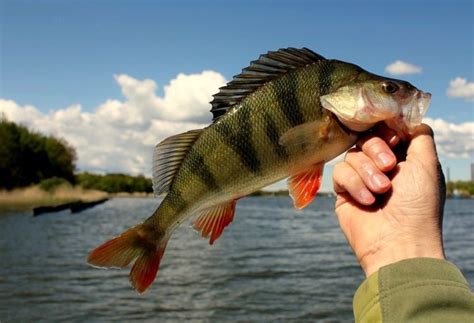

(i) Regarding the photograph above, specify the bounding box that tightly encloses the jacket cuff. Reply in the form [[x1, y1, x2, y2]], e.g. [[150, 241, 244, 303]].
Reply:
[[353, 258, 472, 322]]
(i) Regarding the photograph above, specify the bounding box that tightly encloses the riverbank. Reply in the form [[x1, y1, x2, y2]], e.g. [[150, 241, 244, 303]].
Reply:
[[0, 185, 108, 213]]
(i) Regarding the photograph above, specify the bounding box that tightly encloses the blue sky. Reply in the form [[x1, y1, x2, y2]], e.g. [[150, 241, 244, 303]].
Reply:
[[1, 0, 473, 190]]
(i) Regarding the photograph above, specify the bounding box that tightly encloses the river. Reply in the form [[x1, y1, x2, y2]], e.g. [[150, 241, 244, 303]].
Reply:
[[0, 197, 472, 322]]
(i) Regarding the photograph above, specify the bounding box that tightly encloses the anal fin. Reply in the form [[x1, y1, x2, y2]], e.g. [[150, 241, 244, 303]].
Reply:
[[193, 200, 237, 245], [288, 163, 324, 210]]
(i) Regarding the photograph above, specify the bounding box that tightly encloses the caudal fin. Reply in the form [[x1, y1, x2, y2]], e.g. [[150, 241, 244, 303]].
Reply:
[[87, 224, 168, 293]]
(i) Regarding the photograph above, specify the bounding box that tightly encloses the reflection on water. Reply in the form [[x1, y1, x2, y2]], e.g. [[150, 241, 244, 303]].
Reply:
[[0, 197, 472, 321]]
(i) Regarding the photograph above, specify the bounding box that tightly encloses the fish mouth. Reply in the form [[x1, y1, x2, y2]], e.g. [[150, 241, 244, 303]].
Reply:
[[404, 90, 431, 130], [385, 90, 432, 139]]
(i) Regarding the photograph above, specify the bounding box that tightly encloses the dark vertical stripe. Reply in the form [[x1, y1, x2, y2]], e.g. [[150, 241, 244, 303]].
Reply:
[[215, 106, 261, 174], [319, 60, 336, 96], [187, 148, 220, 191], [264, 113, 288, 159], [275, 72, 304, 127]]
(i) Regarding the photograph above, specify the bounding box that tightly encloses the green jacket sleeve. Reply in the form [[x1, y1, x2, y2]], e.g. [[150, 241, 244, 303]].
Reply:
[[353, 258, 474, 322]]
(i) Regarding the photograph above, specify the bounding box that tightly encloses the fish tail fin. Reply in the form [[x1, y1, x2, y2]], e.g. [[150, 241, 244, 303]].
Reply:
[[87, 223, 168, 294]]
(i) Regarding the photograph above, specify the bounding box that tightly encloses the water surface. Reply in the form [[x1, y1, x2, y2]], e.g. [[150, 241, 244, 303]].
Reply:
[[0, 197, 472, 322]]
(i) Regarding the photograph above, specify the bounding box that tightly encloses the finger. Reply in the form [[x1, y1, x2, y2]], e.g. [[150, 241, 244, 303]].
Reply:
[[356, 135, 397, 171], [333, 162, 375, 205], [345, 150, 392, 193], [372, 123, 400, 147]]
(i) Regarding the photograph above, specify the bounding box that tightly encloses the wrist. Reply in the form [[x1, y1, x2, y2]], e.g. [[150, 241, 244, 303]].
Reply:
[[360, 235, 445, 277]]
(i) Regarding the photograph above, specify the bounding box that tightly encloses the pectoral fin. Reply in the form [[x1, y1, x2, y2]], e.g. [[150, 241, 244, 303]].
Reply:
[[287, 163, 324, 209], [279, 119, 331, 148], [193, 200, 237, 245]]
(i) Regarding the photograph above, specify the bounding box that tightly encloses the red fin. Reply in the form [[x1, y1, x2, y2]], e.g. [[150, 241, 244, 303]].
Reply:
[[87, 224, 167, 294], [130, 241, 168, 294], [193, 200, 237, 245], [288, 163, 324, 210]]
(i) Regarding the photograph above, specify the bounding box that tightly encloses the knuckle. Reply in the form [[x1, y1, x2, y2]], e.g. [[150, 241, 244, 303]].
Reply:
[[344, 148, 359, 160], [359, 162, 374, 178], [333, 163, 348, 178], [363, 137, 383, 151], [347, 173, 361, 186]]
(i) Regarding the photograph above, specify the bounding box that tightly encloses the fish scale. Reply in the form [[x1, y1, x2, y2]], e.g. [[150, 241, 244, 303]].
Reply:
[[87, 48, 431, 293]]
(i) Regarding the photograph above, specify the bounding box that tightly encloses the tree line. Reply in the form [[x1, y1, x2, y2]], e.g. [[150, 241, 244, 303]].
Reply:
[[447, 181, 474, 197], [76, 173, 152, 193], [0, 117, 76, 189], [0, 118, 152, 193], [1, 118, 472, 196]]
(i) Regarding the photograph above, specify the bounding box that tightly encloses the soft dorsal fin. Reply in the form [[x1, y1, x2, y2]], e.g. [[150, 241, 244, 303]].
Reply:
[[152, 129, 203, 196], [210, 47, 325, 121]]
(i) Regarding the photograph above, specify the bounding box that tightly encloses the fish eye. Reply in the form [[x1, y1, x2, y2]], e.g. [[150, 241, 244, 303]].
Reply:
[[383, 82, 399, 94]]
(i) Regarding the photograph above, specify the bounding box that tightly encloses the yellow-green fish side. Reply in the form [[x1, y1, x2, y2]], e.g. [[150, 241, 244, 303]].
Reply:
[[147, 60, 364, 232]]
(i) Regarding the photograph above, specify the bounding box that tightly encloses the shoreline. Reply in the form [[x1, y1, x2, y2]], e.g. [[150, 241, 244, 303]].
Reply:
[[0, 185, 108, 213], [1, 188, 472, 214]]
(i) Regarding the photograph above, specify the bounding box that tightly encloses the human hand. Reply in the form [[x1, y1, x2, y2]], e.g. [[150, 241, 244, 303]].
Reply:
[[333, 123, 446, 277]]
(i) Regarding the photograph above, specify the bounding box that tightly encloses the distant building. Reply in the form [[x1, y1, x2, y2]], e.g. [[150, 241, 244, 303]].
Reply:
[[471, 163, 474, 182]]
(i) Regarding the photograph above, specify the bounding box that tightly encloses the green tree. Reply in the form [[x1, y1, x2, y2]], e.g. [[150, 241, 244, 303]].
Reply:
[[0, 118, 77, 189], [76, 173, 153, 193]]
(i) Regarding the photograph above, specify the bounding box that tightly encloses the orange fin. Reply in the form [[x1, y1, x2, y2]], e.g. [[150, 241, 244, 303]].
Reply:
[[287, 163, 324, 210], [193, 200, 237, 245], [130, 241, 168, 293], [87, 224, 168, 294]]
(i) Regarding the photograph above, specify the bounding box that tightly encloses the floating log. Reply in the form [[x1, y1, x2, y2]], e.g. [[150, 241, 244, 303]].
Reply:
[[33, 198, 109, 216], [70, 198, 109, 214], [33, 202, 77, 216]]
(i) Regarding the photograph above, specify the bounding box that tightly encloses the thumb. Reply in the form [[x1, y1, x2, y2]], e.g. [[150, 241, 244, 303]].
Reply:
[[407, 123, 438, 168]]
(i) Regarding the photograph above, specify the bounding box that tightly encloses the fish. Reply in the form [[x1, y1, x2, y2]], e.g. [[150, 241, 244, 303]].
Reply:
[[87, 48, 431, 293]]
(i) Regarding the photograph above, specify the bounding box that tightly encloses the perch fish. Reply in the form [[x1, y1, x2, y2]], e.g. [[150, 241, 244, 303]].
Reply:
[[88, 48, 431, 293]]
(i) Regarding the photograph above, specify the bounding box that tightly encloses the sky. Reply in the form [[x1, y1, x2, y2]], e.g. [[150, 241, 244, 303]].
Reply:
[[0, 0, 473, 191]]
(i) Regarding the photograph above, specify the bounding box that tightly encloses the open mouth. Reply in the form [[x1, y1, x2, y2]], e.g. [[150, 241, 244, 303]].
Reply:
[[405, 91, 431, 128], [384, 90, 432, 139]]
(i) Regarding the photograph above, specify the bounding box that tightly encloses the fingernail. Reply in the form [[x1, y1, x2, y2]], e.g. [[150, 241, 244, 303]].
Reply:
[[389, 135, 400, 146], [378, 152, 394, 167], [360, 188, 374, 204], [373, 173, 389, 188]]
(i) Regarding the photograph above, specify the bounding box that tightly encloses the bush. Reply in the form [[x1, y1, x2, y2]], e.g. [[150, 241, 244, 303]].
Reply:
[[447, 180, 474, 197], [76, 173, 153, 193], [39, 177, 72, 192]]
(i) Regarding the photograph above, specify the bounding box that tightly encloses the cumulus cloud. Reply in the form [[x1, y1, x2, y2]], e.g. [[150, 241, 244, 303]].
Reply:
[[385, 60, 422, 75], [1, 72, 472, 180], [446, 77, 474, 102], [424, 117, 474, 159], [0, 71, 226, 175]]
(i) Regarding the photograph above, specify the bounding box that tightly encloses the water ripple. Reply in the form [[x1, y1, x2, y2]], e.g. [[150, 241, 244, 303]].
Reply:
[[0, 197, 472, 321]]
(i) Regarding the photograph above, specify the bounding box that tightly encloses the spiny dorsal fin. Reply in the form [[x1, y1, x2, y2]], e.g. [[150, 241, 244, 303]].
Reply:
[[152, 129, 203, 196], [210, 47, 325, 121]]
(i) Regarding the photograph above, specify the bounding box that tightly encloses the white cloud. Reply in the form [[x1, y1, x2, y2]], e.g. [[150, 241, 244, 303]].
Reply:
[[424, 117, 474, 159], [385, 60, 422, 75], [446, 77, 474, 102], [0, 71, 226, 176], [1, 72, 472, 180]]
